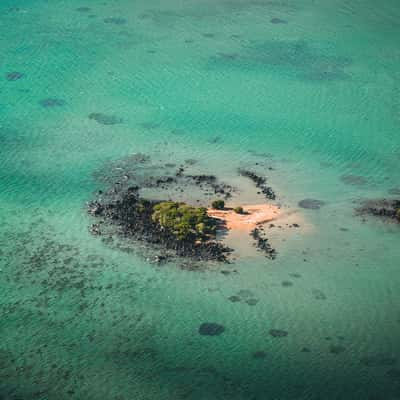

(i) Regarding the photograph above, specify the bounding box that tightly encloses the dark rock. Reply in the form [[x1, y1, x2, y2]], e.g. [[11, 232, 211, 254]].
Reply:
[[199, 322, 225, 336], [228, 295, 241, 303], [281, 280, 293, 287], [269, 329, 288, 338], [298, 199, 325, 209]]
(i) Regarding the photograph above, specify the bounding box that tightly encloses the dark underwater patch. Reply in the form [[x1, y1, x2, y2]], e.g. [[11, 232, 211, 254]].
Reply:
[[6, 71, 24, 81], [252, 350, 267, 359], [39, 98, 66, 108], [245, 298, 259, 306], [329, 345, 345, 355], [312, 289, 327, 300], [298, 199, 325, 209], [269, 329, 288, 338], [340, 174, 367, 186], [386, 369, 400, 380], [104, 17, 127, 25], [76, 7, 91, 12], [89, 112, 123, 125], [210, 40, 351, 82], [270, 18, 287, 24], [388, 187, 400, 195], [228, 295, 241, 303], [199, 322, 225, 336], [360, 354, 397, 367]]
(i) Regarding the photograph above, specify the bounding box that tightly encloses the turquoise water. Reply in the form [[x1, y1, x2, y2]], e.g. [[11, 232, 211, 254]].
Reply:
[[1, 0, 400, 399]]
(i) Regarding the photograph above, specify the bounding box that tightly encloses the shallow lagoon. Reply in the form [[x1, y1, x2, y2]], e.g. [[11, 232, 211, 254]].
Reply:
[[1, 0, 400, 399]]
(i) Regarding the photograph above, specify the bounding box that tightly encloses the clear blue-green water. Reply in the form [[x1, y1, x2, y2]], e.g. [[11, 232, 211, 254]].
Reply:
[[1, 1, 400, 399]]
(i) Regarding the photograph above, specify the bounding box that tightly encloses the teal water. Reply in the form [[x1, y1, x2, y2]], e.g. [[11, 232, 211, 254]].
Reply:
[[1, 1, 400, 399]]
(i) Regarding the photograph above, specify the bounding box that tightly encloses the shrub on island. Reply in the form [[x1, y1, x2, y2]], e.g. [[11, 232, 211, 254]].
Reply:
[[233, 206, 244, 214], [397, 208, 400, 221], [152, 201, 217, 241], [211, 200, 225, 210]]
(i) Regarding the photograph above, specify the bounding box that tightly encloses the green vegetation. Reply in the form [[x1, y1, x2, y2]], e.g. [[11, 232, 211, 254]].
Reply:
[[233, 206, 244, 214], [211, 199, 225, 210], [396, 208, 400, 221], [152, 201, 217, 241]]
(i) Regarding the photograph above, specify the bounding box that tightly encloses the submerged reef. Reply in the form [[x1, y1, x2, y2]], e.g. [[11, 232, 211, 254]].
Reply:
[[356, 199, 400, 223], [238, 169, 276, 200], [250, 228, 277, 259]]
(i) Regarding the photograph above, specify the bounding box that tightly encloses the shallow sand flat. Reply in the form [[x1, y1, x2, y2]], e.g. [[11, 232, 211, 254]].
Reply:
[[208, 204, 281, 231]]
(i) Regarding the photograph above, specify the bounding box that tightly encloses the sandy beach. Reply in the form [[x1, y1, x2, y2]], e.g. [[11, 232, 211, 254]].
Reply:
[[207, 204, 281, 231]]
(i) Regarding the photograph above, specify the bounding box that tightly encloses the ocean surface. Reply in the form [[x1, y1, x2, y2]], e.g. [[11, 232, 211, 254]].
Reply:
[[1, 1, 400, 399]]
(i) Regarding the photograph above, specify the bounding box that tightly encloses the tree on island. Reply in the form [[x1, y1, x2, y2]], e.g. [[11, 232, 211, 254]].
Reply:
[[211, 200, 225, 210], [152, 201, 217, 241]]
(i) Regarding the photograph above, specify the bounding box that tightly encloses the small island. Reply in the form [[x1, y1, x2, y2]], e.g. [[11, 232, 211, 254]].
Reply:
[[87, 153, 286, 263]]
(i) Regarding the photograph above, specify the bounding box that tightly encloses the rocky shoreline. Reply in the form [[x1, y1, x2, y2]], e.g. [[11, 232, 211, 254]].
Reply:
[[88, 187, 232, 262]]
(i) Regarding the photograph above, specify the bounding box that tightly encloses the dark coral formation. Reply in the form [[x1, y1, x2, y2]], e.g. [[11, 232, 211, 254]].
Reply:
[[250, 228, 277, 259], [356, 199, 400, 223], [238, 169, 276, 200]]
